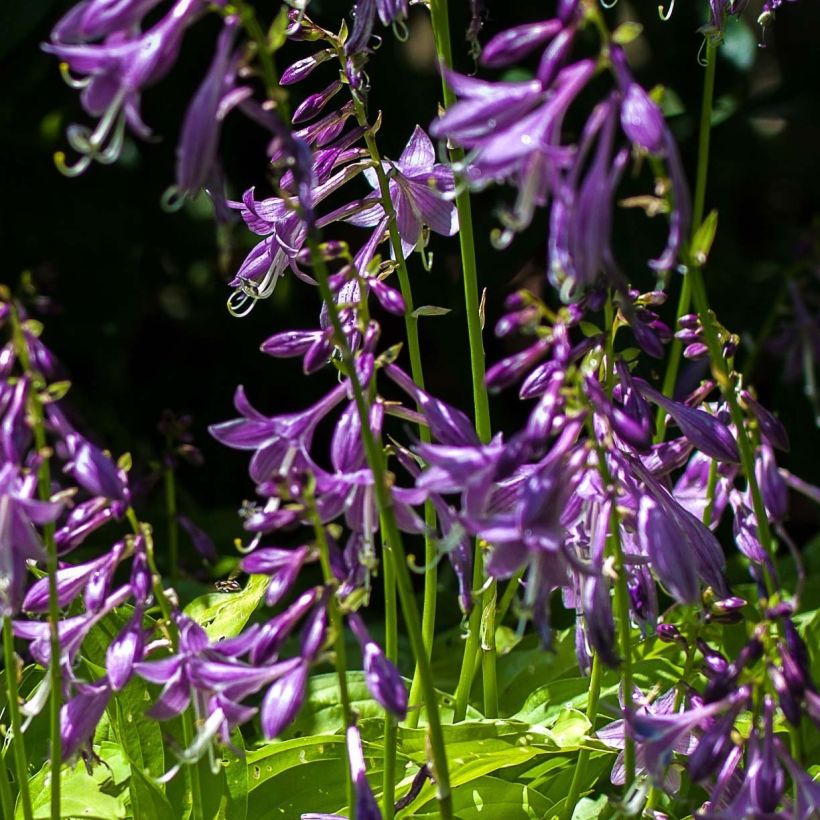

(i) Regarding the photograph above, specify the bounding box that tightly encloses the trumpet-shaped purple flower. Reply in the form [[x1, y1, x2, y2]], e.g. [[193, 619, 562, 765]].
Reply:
[[51, 0, 165, 44], [359, 126, 458, 257], [0, 464, 63, 614], [44, 0, 201, 174], [61, 679, 112, 760], [345, 0, 409, 56]]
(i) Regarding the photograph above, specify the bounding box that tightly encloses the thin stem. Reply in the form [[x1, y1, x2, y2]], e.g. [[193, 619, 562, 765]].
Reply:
[[125, 510, 205, 820], [306, 490, 354, 815], [563, 652, 603, 818], [164, 465, 179, 584], [689, 270, 777, 592], [428, 0, 496, 721], [382, 533, 398, 818], [656, 38, 718, 434], [344, 90, 440, 729], [0, 742, 13, 820], [452, 558, 483, 721], [9, 306, 62, 820], [3, 618, 33, 820], [308, 235, 453, 819]]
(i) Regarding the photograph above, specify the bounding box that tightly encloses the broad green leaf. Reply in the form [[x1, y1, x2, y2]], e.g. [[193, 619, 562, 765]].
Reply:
[[407, 776, 552, 819], [247, 735, 347, 789], [185, 574, 268, 641], [571, 793, 609, 819], [219, 731, 248, 820], [126, 761, 176, 820], [21, 746, 129, 820]]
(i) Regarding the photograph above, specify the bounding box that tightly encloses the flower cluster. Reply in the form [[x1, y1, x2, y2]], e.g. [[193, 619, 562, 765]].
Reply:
[[16, 0, 818, 817]]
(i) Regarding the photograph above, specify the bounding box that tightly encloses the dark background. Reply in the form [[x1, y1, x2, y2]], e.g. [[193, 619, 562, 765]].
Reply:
[[1, 0, 818, 591]]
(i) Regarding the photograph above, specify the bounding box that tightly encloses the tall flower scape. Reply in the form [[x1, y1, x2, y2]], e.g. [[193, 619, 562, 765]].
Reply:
[[1, 0, 817, 818]]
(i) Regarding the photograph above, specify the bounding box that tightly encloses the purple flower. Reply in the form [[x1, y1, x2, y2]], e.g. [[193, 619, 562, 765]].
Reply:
[[345, 722, 381, 820], [61, 679, 112, 760], [345, 0, 409, 56], [348, 613, 407, 718], [0, 464, 63, 615], [259, 659, 309, 739], [51, 0, 165, 44], [175, 15, 241, 200], [44, 0, 201, 174], [241, 546, 315, 607], [361, 126, 458, 257], [64, 434, 129, 503]]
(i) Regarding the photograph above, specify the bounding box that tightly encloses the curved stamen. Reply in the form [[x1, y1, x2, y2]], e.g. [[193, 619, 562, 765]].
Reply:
[[658, 0, 675, 21], [58, 62, 91, 89]]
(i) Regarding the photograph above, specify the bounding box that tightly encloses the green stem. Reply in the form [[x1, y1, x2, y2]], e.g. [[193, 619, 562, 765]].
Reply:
[[308, 235, 453, 818], [703, 458, 719, 527], [305, 490, 354, 816], [0, 741, 13, 820], [428, 0, 496, 721], [382, 535, 398, 818], [452, 558, 483, 721], [126, 510, 205, 820], [164, 465, 179, 584], [689, 270, 777, 593], [9, 306, 62, 820], [3, 618, 33, 820], [656, 38, 718, 434], [344, 91, 440, 730], [563, 652, 603, 818]]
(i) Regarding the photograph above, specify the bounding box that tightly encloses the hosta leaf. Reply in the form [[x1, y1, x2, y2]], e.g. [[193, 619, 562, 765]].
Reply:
[[406, 776, 551, 819], [21, 745, 129, 820], [184, 574, 269, 641]]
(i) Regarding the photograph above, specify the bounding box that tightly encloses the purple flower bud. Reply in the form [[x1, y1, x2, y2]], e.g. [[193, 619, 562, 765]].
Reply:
[[178, 515, 218, 564], [480, 19, 563, 68], [348, 613, 408, 718], [656, 623, 685, 645], [638, 496, 698, 603], [300, 598, 329, 660], [65, 436, 128, 502], [346, 723, 381, 820], [687, 705, 741, 783], [485, 338, 551, 393], [107, 612, 145, 691], [536, 27, 576, 87], [683, 342, 709, 360], [240, 546, 311, 607], [620, 83, 665, 154], [260, 660, 308, 739], [697, 639, 730, 677], [260, 329, 322, 358], [368, 278, 406, 316], [770, 665, 802, 726], [280, 50, 332, 85], [292, 81, 343, 125]]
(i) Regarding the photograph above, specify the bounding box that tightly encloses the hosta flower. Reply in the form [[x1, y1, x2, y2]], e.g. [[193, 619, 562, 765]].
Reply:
[[345, 0, 409, 55], [0, 464, 63, 614], [357, 126, 458, 257], [51, 0, 165, 44], [44, 0, 201, 174]]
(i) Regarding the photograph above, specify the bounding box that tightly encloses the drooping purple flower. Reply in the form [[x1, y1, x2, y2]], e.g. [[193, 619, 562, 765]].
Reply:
[[346, 722, 381, 820], [241, 546, 314, 607], [345, 0, 409, 56], [635, 380, 740, 463], [44, 0, 201, 173], [0, 464, 63, 615], [259, 659, 309, 739], [64, 434, 129, 503], [479, 19, 564, 68], [175, 15, 241, 200], [61, 679, 112, 760], [51, 0, 165, 44], [348, 613, 407, 718]]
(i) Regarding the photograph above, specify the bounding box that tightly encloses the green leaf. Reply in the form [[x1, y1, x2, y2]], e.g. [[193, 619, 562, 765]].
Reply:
[[219, 731, 248, 820], [721, 19, 757, 71], [22, 746, 129, 819], [612, 22, 642, 45], [411, 305, 452, 318], [406, 776, 552, 819], [247, 735, 347, 790], [691, 209, 719, 265], [184, 574, 268, 641], [571, 793, 609, 819], [126, 761, 176, 820]]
